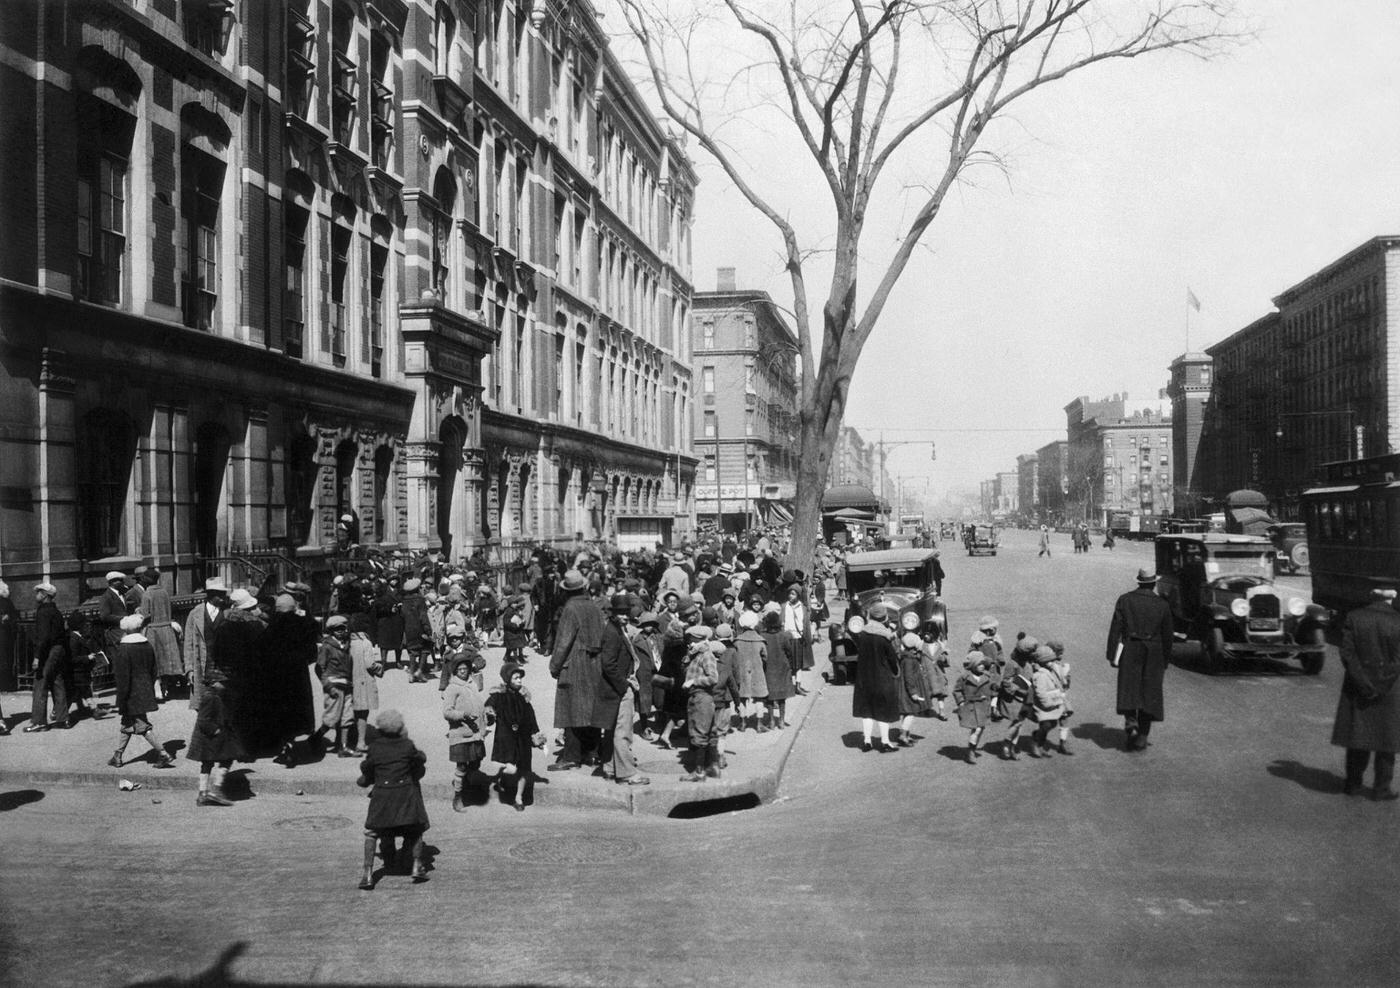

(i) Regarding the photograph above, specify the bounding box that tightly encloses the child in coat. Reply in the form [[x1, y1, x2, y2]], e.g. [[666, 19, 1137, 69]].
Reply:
[[681, 627, 719, 782], [998, 634, 1039, 760], [485, 662, 546, 811], [357, 708, 430, 890], [711, 625, 741, 744], [896, 632, 930, 747], [1030, 645, 1068, 756], [919, 629, 950, 720], [954, 652, 997, 764], [1043, 640, 1074, 755], [186, 679, 247, 806], [442, 653, 489, 811]]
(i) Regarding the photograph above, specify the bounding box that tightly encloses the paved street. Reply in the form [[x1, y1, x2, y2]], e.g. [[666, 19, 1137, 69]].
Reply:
[[2, 529, 1396, 987]]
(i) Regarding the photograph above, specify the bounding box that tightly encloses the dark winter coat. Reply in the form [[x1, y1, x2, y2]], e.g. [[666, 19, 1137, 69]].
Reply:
[[112, 635, 159, 716], [594, 621, 637, 727], [898, 648, 931, 717], [186, 687, 248, 763], [1106, 585, 1174, 720], [1332, 599, 1400, 753], [360, 733, 430, 833], [761, 629, 795, 701], [259, 610, 319, 742], [399, 592, 431, 651], [549, 592, 605, 728], [486, 686, 540, 768], [734, 629, 769, 700], [95, 587, 129, 648], [852, 623, 901, 722], [371, 591, 404, 651]]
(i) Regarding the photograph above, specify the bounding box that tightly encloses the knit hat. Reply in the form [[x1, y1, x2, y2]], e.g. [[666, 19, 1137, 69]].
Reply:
[[1033, 644, 1056, 664], [978, 615, 998, 631], [274, 593, 297, 613], [1045, 640, 1065, 657], [501, 662, 525, 683], [901, 632, 922, 650], [376, 709, 406, 736]]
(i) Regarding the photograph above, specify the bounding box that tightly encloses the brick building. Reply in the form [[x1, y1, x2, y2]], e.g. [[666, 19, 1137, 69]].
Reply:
[[0, 0, 697, 603], [692, 268, 800, 531], [1016, 452, 1039, 522], [1165, 350, 1213, 515], [1197, 236, 1399, 514]]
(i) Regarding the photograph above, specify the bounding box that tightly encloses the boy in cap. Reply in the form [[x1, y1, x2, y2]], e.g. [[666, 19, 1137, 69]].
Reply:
[[312, 615, 356, 756], [356, 709, 430, 889], [680, 626, 719, 782]]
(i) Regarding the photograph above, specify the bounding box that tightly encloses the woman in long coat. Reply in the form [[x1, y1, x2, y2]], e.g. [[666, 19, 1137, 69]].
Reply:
[[261, 595, 319, 764], [349, 612, 383, 754], [371, 584, 404, 669], [137, 578, 184, 698], [733, 610, 769, 730], [851, 605, 902, 751], [548, 573, 605, 766]]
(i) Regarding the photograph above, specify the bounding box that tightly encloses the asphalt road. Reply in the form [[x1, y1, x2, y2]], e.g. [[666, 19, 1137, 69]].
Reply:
[[2, 529, 1395, 987]]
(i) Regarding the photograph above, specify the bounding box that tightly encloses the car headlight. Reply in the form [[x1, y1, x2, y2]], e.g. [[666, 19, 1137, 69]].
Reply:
[[1230, 598, 1249, 618], [846, 616, 866, 635], [901, 611, 921, 631], [1288, 598, 1307, 617]]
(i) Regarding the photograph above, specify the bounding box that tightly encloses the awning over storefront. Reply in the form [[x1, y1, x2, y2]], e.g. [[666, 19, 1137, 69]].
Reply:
[[763, 501, 794, 524]]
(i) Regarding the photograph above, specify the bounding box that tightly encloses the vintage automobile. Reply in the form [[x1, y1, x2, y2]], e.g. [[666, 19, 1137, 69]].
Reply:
[[1153, 534, 1329, 675], [827, 547, 948, 684], [1267, 523, 1310, 575], [964, 524, 998, 556]]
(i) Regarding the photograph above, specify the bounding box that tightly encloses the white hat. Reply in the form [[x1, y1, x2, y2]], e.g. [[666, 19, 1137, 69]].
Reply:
[[229, 588, 259, 610], [34, 582, 57, 595], [119, 615, 145, 633], [204, 577, 229, 593], [105, 571, 126, 582]]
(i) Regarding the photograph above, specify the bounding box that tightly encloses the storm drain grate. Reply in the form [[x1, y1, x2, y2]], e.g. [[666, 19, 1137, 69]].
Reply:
[[272, 815, 354, 832], [508, 835, 640, 864]]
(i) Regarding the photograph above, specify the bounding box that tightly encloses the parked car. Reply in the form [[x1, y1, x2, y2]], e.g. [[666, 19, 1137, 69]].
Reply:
[[964, 524, 998, 556], [827, 548, 948, 685], [1153, 534, 1329, 674], [1267, 523, 1309, 575]]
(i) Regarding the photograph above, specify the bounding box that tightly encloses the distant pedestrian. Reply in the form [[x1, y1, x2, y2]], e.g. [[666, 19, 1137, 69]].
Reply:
[[1038, 525, 1052, 558], [1331, 585, 1400, 800], [357, 708, 430, 889], [1106, 568, 1174, 752]]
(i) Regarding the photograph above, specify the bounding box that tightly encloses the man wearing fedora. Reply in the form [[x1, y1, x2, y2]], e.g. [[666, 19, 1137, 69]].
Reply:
[[1106, 568, 1174, 752], [548, 569, 606, 770], [596, 595, 650, 786], [185, 577, 230, 711], [1331, 582, 1400, 800]]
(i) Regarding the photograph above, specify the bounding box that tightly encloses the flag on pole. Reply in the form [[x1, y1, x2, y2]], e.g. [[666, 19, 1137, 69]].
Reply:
[[1187, 288, 1202, 312]]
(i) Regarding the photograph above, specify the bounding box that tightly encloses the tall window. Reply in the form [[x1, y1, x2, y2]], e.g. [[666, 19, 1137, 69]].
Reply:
[[76, 410, 135, 559], [702, 366, 714, 393], [184, 0, 232, 57], [331, 3, 357, 145], [702, 320, 714, 349], [180, 148, 223, 331], [703, 410, 716, 438], [284, 204, 310, 357], [328, 225, 350, 360], [554, 336, 565, 414], [745, 408, 754, 436], [433, 2, 455, 76], [369, 242, 388, 376], [513, 160, 526, 254], [703, 455, 716, 482], [512, 312, 525, 407], [77, 154, 126, 305], [431, 168, 455, 302], [370, 31, 394, 170]]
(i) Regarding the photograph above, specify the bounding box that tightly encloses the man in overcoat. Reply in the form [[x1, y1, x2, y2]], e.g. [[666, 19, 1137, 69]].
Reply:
[[1106, 567, 1174, 751], [26, 583, 70, 731], [185, 577, 230, 711], [548, 569, 605, 770], [596, 595, 649, 786], [1331, 585, 1400, 800]]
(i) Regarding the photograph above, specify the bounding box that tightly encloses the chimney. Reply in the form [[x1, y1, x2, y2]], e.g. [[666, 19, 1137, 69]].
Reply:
[[716, 267, 737, 292]]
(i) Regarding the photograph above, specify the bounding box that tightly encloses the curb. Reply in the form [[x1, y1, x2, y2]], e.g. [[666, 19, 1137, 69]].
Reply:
[[0, 685, 826, 817]]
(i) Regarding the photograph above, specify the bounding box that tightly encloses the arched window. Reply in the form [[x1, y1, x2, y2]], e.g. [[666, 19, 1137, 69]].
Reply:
[[433, 2, 456, 77], [430, 166, 456, 302]]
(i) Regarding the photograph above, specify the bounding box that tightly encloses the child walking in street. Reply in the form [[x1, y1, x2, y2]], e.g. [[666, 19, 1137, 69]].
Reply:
[[920, 628, 950, 720], [954, 652, 997, 764], [896, 632, 930, 747], [1043, 640, 1074, 755], [998, 634, 1039, 760], [356, 708, 430, 890], [1030, 644, 1069, 756]]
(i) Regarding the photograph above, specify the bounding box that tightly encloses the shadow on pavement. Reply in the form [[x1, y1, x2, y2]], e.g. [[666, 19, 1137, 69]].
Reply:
[[124, 941, 562, 987], [1267, 759, 1346, 795], [0, 789, 45, 811], [1072, 721, 1125, 751], [839, 731, 865, 750], [935, 744, 969, 763]]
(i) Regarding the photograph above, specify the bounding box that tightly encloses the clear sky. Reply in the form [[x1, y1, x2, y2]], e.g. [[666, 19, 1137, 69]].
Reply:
[[655, 0, 1400, 499]]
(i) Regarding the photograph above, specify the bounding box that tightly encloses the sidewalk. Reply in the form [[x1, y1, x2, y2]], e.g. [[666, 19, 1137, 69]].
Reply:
[[0, 635, 829, 817]]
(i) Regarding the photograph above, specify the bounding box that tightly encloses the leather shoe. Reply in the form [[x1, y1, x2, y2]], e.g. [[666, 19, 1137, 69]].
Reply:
[[1130, 735, 1149, 751], [619, 775, 651, 786], [860, 741, 873, 753], [1342, 782, 1364, 797], [547, 760, 580, 772], [1373, 787, 1400, 802], [23, 724, 48, 733], [876, 742, 900, 754]]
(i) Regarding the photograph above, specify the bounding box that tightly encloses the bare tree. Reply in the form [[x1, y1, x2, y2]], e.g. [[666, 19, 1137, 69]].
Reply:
[[612, 0, 1242, 571]]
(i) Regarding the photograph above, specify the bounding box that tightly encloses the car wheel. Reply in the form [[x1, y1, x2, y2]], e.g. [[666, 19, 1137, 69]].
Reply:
[[1301, 627, 1325, 676], [1204, 628, 1226, 673], [1291, 544, 1309, 571]]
